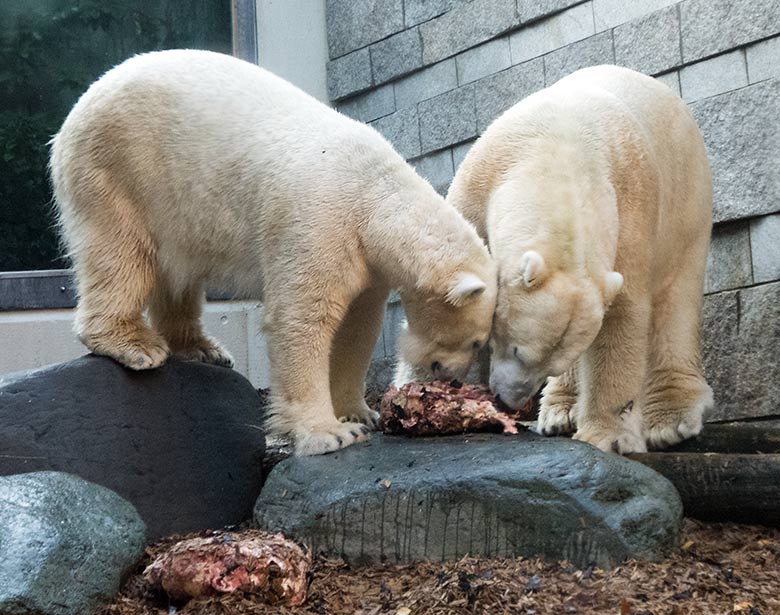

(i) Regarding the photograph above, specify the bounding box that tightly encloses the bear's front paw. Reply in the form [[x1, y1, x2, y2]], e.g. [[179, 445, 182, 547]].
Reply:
[[337, 404, 380, 428], [294, 421, 372, 456], [573, 421, 647, 454], [536, 401, 576, 436]]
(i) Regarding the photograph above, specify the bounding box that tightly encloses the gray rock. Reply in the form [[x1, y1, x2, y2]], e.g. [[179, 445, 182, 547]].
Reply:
[[747, 35, 780, 84], [255, 433, 682, 568], [680, 49, 748, 103], [702, 282, 780, 421], [420, 0, 519, 66], [680, 0, 780, 63], [419, 84, 477, 153], [750, 213, 780, 283], [327, 48, 372, 102], [393, 59, 458, 110], [691, 79, 780, 224], [655, 70, 681, 96], [0, 472, 145, 615], [370, 28, 423, 85], [455, 37, 512, 86], [593, 0, 677, 30], [411, 149, 455, 195], [518, 0, 585, 23], [338, 84, 396, 123], [734, 282, 780, 418], [326, 0, 404, 59], [475, 58, 545, 132], [543, 31, 615, 86], [613, 5, 681, 76], [0, 355, 266, 540], [452, 139, 475, 170], [701, 290, 740, 421], [704, 220, 753, 294], [371, 106, 422, 159], [404, 0, 466, 27], [510, 2, 595, 65]]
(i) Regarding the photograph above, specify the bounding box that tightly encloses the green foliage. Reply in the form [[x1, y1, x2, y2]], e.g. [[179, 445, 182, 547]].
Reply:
[[0, 0, 231, 271]]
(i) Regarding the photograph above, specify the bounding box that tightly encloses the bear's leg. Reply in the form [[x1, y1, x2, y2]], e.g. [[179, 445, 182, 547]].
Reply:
[[70, 184, 170, 370], [573, 296, 650, 453], [263, 285, 372, 456], [148, 277, 234, 368], [537, 364, 579, 435], [329, 286, 389, 427], [642, 274, 712, 449]]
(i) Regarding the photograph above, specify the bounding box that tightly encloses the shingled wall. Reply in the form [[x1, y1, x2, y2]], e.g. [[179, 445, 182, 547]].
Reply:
[[325, 0, 780, 421]]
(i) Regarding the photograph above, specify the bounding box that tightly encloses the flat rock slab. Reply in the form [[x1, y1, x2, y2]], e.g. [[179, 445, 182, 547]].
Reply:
[[255, 433, 682, 569], [0, 355, 266, 539], [0, 471, 145, 615]]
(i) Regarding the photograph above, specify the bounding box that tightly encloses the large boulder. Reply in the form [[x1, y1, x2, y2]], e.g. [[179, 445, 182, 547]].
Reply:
[[0, 471, 145, 615], [0, 355, 266, 539], [255, 433, 682, 569]]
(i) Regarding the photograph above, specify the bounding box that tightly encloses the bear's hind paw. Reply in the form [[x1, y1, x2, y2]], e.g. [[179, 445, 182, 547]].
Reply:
[[644, 388, 712, 450], [574, 423, 647, 454], [173, 336, 234, 368]]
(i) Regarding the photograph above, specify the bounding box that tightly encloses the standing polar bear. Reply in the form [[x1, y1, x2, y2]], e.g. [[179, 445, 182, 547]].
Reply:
[[451, 65, 713, 453], [50, 50, 497, 456]]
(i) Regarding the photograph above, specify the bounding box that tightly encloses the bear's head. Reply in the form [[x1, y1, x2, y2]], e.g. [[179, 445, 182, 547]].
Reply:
[[398, 268, 498, 383], [489, 250, 623, 409]]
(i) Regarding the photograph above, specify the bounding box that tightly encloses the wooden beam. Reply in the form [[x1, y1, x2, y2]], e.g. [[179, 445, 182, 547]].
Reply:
[[628, 452, 780, 526], [232, 0, 258, 63]]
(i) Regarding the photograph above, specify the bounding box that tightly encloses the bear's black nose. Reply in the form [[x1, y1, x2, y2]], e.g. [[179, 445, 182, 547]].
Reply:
[[431, 361, 442, 374]]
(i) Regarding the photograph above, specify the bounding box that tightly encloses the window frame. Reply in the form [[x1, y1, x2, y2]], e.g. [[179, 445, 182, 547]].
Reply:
[[1, 1, 258, 311]]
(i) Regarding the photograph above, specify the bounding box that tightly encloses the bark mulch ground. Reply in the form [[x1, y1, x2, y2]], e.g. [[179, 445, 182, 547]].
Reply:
[[102, 519, 780, 615]]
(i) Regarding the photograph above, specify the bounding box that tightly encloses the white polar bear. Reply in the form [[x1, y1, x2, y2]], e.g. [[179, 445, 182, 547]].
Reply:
[[449, 65, 713, 453], [50, 50, 497, 456]]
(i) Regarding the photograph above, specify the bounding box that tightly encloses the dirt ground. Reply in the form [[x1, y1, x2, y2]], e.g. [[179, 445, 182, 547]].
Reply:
[[102, 518, 779, 615]]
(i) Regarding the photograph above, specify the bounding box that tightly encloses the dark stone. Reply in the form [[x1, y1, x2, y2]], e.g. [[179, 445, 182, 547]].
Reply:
[[255, 433, 682, 568], [0, 355, 266, 540], [0, 471, 145, 615]]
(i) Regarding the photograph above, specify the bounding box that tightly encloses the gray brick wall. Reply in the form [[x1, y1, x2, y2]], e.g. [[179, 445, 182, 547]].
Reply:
[[326, 0, 780, 418]]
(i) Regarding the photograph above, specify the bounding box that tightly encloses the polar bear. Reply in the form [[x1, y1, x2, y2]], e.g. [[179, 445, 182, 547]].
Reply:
[[448, 65, 713, 453], [50, 50, 497, 456]]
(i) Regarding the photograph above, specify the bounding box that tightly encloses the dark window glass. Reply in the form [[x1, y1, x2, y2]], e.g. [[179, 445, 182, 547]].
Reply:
[[0, 0, 232, 271]]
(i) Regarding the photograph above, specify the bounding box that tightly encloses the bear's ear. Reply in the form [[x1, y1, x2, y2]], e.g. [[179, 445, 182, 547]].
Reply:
[[603, 271, 624, 304], [514, 250, 547, 288], [445, 273, 486, 306]]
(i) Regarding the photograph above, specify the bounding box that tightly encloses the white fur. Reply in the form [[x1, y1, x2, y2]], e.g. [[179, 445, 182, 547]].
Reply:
[[450, 65, 713, 453], [50, 50, 497, 456]]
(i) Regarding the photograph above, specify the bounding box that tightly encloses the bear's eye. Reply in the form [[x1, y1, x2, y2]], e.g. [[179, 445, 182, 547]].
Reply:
[[513, 346, 523, 363], [472, 340, 481, 351]]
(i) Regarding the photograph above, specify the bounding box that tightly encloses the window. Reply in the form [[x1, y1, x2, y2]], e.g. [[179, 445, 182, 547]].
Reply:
[[0, 0, 238, 272]]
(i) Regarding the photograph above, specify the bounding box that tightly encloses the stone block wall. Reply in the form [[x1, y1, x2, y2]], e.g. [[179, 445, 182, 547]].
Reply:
[[326, 0, 780, 420]]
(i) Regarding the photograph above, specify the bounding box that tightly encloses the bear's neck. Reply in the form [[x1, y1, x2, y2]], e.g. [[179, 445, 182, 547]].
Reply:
[[359, 168, 481, 293], [490, 150, 619, 278]]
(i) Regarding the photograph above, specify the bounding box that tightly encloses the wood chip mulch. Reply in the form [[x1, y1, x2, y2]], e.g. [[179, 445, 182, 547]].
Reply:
[[102, 519, 780, 615]]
